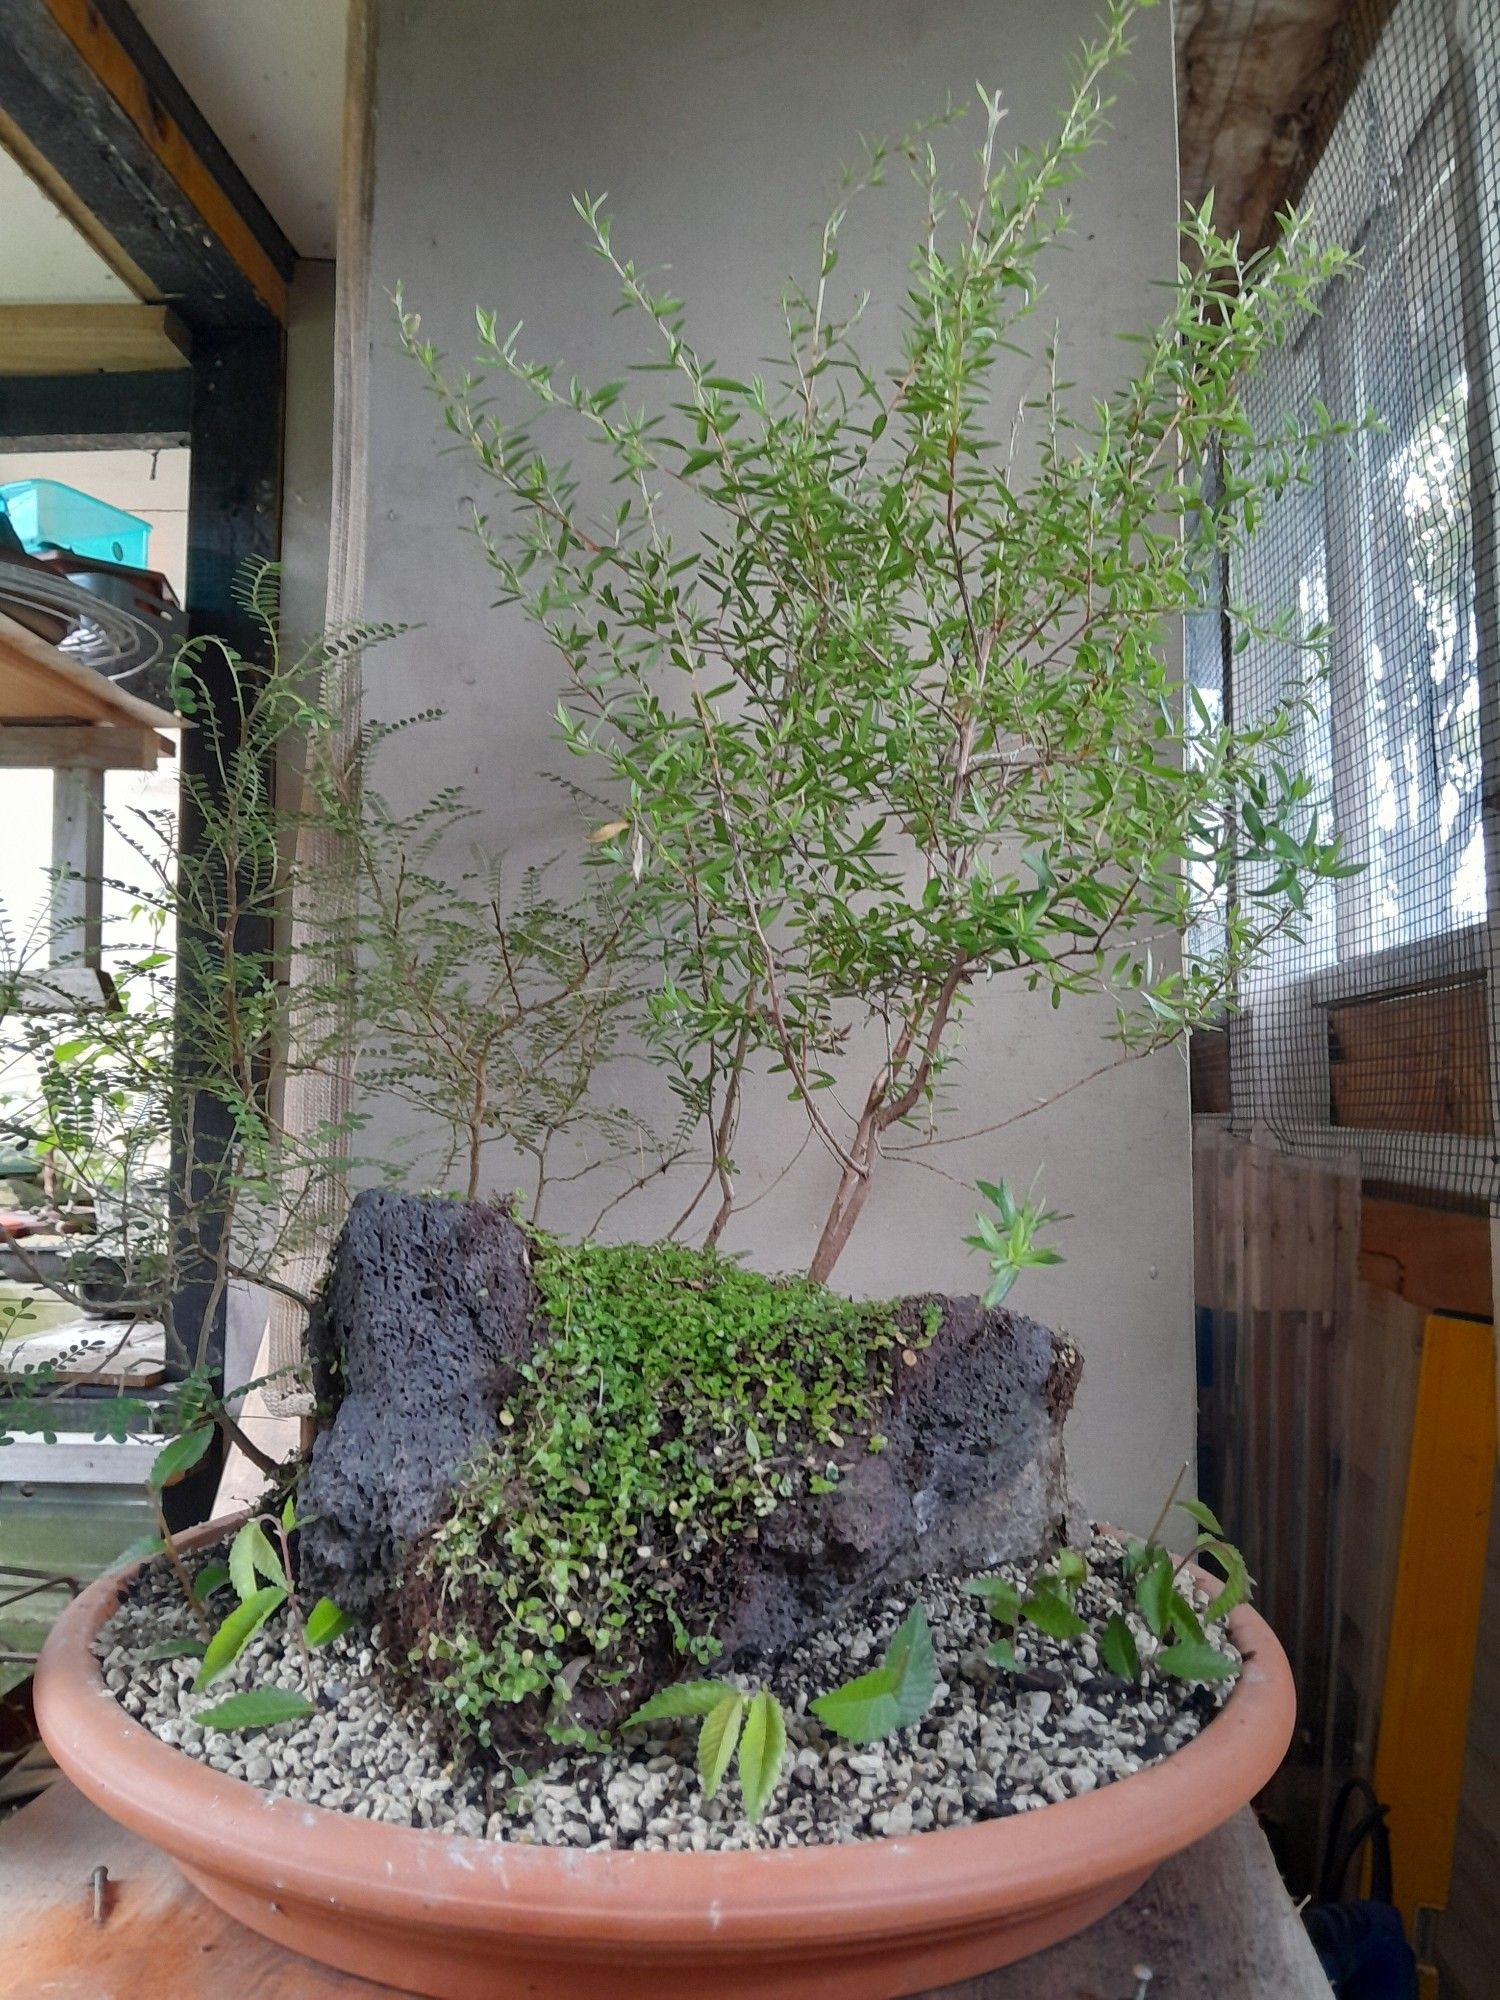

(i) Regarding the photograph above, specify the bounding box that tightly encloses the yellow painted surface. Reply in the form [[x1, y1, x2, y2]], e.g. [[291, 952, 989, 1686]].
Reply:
[[1373, 1313, 1497, 1996]]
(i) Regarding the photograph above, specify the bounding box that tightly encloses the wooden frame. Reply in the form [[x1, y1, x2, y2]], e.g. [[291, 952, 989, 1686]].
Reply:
[[0, 0, 292, 1517]]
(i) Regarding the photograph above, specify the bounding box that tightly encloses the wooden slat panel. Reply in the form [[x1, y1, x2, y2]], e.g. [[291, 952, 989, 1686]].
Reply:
[[1328, 981, 1493, 1139]]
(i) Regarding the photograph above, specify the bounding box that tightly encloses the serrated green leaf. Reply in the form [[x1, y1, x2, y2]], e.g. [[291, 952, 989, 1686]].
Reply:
[[229, 1520, 284, 1603], [1021, 1585, 1087, 1640], [737, 1690, 786, 1823], [1195, 1538, 1251, 1623], [986, 1636, 1021, 1673], [697, 1689, 744, 1799], [282, 1493, 297, 1532], [1177, 1497, 1224, 1536], [146, 1426, 214, 1494], [1100, 1613, 1140, 1680], [963, 1574, 1022, 1624], [306, 1597, 353, 1647], [1154, 1638, 1236, 1683], [623, 1679, 729, 1727], [197, 1687, 317, 1732], [193, 1585, 287, 1691]]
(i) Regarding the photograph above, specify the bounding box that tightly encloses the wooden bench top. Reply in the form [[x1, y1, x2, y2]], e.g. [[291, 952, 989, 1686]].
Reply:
[[0, 1779, 1329, 1998]]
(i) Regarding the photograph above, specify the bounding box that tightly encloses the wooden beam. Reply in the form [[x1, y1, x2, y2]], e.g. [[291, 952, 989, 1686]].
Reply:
[[0, 0, 293, 327], [0, 304, 189, 375], [0, 366, 191, 445], [1175, 0, 1402, 252], [0, 723, 168, 769], [1361, 1196, 1493, 1320]]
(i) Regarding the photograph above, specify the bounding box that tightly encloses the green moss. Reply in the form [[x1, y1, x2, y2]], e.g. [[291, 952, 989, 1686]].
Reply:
[[413, 1233, 906, 1746]]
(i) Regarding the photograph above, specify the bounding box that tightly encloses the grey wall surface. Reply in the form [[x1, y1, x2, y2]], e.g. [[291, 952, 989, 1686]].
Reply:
[[356, 0, 1195, 1534]]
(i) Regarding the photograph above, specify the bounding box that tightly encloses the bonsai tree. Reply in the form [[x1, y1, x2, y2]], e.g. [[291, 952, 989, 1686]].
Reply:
[[403, 0, 1355, 1283]]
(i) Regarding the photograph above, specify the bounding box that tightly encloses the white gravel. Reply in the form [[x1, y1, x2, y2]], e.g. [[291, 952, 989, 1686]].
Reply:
[[97, 1534, 1238, 1851]]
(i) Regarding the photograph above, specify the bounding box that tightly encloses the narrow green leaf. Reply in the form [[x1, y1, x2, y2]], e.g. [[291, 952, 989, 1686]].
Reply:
[[697, 1689, 744, 1800], [193, 1585, 287, 1691], [281, 1493, 297, 1532], [1100, 1613, 1140, 1680], [623, 1679, 729, 1727], [197, 1687, 317, 1732], [111, 1534, 164, 1570], [737, 1690, 786, 1823], [229, 1520, 284, 1603], [140, 1637, 205, 1662], [1135, 1553, 1175, 1637], [306, 1597, 354, 1648], [191, 1561, 231, 1602], [146, 1426, 214, 1494]]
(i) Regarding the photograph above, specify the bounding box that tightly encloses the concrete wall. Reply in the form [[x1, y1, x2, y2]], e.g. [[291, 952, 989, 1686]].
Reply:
[[355, 0, 1195, 1532]]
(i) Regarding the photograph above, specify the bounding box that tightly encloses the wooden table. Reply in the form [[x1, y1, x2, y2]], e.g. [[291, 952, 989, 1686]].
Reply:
[[1, 1780, 1330, 1999]]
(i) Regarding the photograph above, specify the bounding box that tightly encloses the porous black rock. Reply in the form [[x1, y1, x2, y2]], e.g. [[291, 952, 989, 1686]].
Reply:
[[297, 1190, 538, 1611], [299, 1192, 1084, 1676], [716, 1293, 1083, 1664]]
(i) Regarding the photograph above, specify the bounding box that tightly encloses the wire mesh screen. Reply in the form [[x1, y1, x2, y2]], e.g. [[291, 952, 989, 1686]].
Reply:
[[1211, 0, 1500, 1205]]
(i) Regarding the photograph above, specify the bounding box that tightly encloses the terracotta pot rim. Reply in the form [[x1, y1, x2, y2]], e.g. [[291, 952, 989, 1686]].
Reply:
[[35, 1515, 1295, 1950]]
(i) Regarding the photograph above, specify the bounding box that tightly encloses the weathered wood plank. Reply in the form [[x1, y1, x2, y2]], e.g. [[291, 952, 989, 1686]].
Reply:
[[0, 1782, 1328, 1999]]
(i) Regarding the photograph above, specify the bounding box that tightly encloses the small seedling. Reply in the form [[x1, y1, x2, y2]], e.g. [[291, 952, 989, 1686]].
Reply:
[[623, 1680, 789, 1823], [811, 1602, 938, 1744], [193, 1498, 355, 1732], [963, 1176, 1069, 1308]]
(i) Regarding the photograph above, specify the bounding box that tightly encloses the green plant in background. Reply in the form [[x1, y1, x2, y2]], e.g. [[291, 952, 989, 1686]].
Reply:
[[403, 0, 1362, 1289], [413, 1234, 926, 1745], [623, 1679, 789, 1823], [810, 1601, 938, 1744], [963, 1176, 1068, 1307], [0, 566, 661, 1470]]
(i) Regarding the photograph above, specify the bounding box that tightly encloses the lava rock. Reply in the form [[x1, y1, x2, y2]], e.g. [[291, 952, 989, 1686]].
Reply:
[[297, 1191, 539, 1610], [716, 1294, 1084, 1663], [299, 1193, 1084, 1660]]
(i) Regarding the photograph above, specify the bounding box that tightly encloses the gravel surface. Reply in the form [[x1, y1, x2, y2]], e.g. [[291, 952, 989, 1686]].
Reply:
[[97, 1534, 1238, 1851]]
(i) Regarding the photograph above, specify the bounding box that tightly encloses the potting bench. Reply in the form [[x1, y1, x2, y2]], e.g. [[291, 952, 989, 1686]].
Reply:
[[3, 1779, 1330, 1998]]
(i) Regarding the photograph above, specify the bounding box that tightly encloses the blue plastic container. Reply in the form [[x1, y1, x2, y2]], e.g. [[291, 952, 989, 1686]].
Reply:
[[0, 478, 151, 569]]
